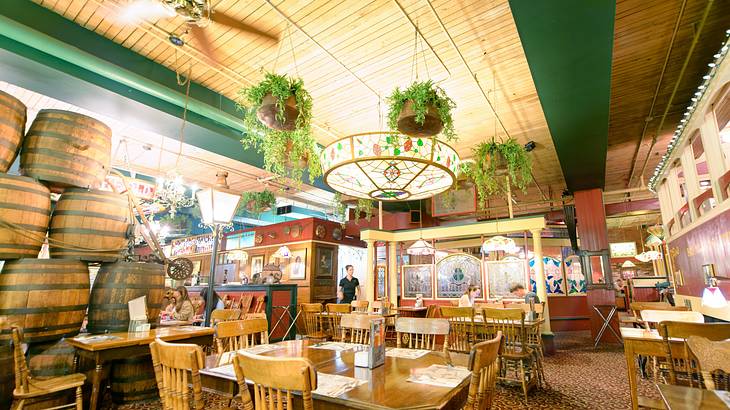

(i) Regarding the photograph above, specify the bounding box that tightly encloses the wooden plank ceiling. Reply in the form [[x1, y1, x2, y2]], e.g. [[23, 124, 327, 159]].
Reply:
[[31, 0, 564, 205], [607, 0, 730, 191]]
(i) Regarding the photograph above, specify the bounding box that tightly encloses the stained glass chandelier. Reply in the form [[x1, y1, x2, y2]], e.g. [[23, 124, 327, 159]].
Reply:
[[320, 132, 460, 201]]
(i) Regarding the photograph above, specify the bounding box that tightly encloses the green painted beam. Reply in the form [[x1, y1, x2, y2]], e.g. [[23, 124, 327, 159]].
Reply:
[[509, 0, 615, 191]]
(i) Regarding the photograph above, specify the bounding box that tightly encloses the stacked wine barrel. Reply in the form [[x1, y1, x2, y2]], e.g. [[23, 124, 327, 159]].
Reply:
[[0, 91, 165, 408]]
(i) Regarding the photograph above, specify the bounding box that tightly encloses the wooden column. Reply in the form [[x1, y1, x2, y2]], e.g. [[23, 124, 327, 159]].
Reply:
[[388, 241, 399, 306], [365, 239, 376, 303], [530, 228, 551, 333]]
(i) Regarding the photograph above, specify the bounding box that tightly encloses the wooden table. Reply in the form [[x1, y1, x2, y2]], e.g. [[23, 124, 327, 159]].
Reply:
[[396, 306, 429, 317], [158, 319, 193, 326], [67, 326, 214, 410], [658, 384, 730, 409], [201, 339, 471, 409]]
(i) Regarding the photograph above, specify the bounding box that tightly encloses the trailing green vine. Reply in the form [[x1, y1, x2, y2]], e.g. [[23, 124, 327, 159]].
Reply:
[[238, 72, 322, 183], [386, 80, 457, 141], [354, 198, 374, 224], [332, 192, 347, 221], [464, 138, 532, 207], [241, 189, 277, 216]]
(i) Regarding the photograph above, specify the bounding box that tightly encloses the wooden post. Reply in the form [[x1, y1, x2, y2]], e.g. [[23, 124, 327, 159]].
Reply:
[[506, 175, 514, 218], [388, 241, 399, 306]]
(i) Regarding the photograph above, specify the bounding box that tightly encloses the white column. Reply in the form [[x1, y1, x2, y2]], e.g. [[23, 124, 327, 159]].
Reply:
[[365, 239, 376, 303], [657, 182, 673, 227], [701, 111, 728, 202], [531, 228, 551, 333], [666, 165, 684, 219], [388, 241, 399, 306], [680, 148, 700, 221]]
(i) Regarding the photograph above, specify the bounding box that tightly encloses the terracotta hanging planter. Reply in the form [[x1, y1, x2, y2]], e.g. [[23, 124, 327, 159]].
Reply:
[[396, 100, 443, 137], [256, 94, 299, 131]]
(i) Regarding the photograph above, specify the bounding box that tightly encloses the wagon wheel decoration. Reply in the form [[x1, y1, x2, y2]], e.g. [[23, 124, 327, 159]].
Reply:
[[167, 257, 194, 280]]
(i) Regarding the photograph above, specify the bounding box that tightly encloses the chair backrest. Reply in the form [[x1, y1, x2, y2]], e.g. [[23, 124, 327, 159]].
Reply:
[[439, 306, 475, 353], [239, 294, 254, 314], [482, 308, 526, 355], [395, 317, 450, 352], [233, 351, 317, 410], [326, 303, 352, 314], [210, 308, 241, 325], [301, 303, 324, 336], [425, 304, 440, 318], [243, 312, 267, 320], [351, 300, 369, 312], [508, 302, 545, 315], [474, 302, 504, 310], [687, 336, 730, 391], [216, 319, 269, 364], [252, 296, 265, 313], [326, 303, 352, 341], [640, 310, 704, 328], [150, 339, 206, 410], [340, 314, 377, 344], [658, 321, 730, 386], [630, 302, 684, 316], [11, 327, 30, 393], [464, 332, 502, 410]]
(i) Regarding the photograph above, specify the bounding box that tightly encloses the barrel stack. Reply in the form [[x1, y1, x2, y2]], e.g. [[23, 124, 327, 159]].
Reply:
[[0, 92, 165, 408]]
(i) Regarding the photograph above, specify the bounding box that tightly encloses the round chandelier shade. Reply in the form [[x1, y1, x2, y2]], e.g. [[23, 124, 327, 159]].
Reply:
[[481, 235, 517, 254], [320, 132, 460, 201]]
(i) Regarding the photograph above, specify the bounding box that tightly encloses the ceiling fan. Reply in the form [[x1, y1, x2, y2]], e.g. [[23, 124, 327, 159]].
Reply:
[[116, 0, 278, 64]]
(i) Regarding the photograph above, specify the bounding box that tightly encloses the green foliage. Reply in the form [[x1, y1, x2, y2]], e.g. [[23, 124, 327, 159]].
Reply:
[[238, 72, 322, 183], [241, 189, 277, 216], [354, 198, 374, 224], [332, 192, 347, 221], [463, 138, 532, 207], [440, 189, 456, 210], [386, 80, 457, 141]]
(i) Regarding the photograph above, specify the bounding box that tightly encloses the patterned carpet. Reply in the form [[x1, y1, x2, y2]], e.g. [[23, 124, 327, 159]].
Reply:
[[94, 331, 654, 410]]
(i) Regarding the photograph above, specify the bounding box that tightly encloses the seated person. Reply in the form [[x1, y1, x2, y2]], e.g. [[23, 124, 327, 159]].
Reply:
[[509, 283, 540, 304], [171, 286, 195, 321], [614, 278, 626, 295], [458, 285, 480, 307]]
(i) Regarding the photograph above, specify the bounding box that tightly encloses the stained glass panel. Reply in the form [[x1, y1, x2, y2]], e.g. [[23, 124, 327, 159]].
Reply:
[[528, 257, 565, 294], [565, 255, 586, 295], [402, 264, 433, 299], [436, 254, 483, 299]]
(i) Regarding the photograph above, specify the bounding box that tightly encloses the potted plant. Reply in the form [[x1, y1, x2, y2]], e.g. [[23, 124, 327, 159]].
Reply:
[[354, 198, 373, 224], [464, 138, 532, 206], [241, 189, 277, 216], [387, 80, 456, 141], [332, 192, 347, 221], [239, 73, 322, 183]]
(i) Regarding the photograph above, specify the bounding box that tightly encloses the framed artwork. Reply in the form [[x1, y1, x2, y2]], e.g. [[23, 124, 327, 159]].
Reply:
[[251, 255, 264, 276], [315, 246, 336, 278], [214, 263, 237, 284], [376, 265, 386, 299], [191, 260, 201, 275], [436, 253, 483, 299], [485, 259, 527, 299], [286, 249, 307, 280], [432, 185, 477, 217], [401, 264, 433, 299]]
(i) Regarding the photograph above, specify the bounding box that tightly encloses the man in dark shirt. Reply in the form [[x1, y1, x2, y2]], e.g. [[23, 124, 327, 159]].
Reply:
[[338, 265, 360, 304]]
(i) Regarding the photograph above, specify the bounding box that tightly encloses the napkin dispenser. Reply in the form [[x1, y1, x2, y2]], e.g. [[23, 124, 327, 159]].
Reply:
[[354, 350, 369, 368], [128, 296, 150, 333]]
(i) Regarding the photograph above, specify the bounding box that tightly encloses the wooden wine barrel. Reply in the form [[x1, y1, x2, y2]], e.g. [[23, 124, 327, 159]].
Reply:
[[49, 188, 131, 262], [110, 356, 158, 404], [0, 174, 51, 259], [86, 262, 164, 333], [0, 90, 26, 173], [20, 109, 111, 192], [0, 259, 89, 343], [0, 341, 13, 410]]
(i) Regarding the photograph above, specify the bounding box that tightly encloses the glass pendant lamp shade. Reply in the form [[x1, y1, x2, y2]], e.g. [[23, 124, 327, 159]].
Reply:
[[195, 171, 241, 225], [481, 235, 517, 254], [272, 245, 292, 259], [407, 239, 435, 256], [702, 286, 728, 308]]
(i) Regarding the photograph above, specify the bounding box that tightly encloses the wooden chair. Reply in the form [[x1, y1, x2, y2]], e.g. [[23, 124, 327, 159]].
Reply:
[[340, 314, 378, 344], [239, 295, 254, 315], [233, 351, 317, 410], [351, 300, 369, 312], [640, 310, 703, 330], [464, 332, 503, 410], [482, 307, 536, 403], [243, 312, 267, 320], [210, 309, 241, 325], [300, 303, 328, 340], [216, 318, 269, 365], [687, 336, 730, 391], [425, 304, 440, 318], [658, 322, 730, 387], [150, 339, 206, 410], [10, 327, 85, 410], [326, 303, 352, 341], [630, 302, 687, 317], [475, 302, 504, 310], [395, 317, 450, 352], [252, 296, 265, 314], [439, 306, 475, 353]]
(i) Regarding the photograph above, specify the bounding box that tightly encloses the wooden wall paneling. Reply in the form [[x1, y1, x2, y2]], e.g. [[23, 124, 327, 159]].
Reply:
[[574, 188, 610, 251]]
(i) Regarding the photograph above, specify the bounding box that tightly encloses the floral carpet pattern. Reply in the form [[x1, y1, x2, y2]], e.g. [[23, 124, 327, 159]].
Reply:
[[98, 331, 658, 410]]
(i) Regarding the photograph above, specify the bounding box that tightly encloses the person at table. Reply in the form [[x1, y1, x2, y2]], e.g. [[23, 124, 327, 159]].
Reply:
[[171, 286, 195, 321], [196, 288, 225, 323], [614, 277, 626, 294], [458, 285, 480, 307], [509, 283, 540, 304], [338, 265, 360, 304]]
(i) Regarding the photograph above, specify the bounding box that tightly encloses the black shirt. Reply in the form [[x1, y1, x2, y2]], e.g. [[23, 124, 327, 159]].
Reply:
[[339, 276, 359, 303]]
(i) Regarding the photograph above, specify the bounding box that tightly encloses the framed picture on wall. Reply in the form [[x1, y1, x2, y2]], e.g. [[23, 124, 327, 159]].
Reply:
[[214, 263, 237, 284], [251, 255, 264, 276], [401, 264, 433, 299], [286, 249, 307, 280], [436, 253, 483, 299], [315, 246, 335, 278]]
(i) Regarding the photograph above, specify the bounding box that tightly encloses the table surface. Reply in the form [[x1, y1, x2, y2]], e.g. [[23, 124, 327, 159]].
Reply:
[[619, 327, 662, 341], [159, 320, 194, 326], [201, 339, 471, 410], [67, 326, 214, 351], [658, 384, 730, 410], [396, 306, 429, 311]]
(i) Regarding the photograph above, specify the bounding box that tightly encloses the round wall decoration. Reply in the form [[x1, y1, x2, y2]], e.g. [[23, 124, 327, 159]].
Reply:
[[332, 227, 343, 241], [315, 225, 326, 239], [291, 225, 302, 238], [254, 233, 263, 244]]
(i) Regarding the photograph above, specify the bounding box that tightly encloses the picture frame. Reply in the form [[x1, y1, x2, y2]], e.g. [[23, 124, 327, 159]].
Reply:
[[315, 245, 336, 278], [401, 264, 433, 299], [250, 255, 264, 276], [214, 263, 237, 284], [286, 248, 307, 280], [436, 253, 483, 300], [674, 269, 685, 286]]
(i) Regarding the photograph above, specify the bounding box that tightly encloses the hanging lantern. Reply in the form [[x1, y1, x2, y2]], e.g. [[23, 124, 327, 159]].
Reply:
[[481, 235, 517, 254], [407, 239, 435, 256], [271, 245, 292, 259], [635, 250, 661, 262]]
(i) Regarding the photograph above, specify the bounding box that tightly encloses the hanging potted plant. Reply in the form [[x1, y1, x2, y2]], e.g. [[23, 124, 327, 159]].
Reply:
[[354, 198, 374, 224], [239, 73, 322, 183], [387, 80, 456, 140], [241, 189, 277, 216], [465, 138, 532, 206]]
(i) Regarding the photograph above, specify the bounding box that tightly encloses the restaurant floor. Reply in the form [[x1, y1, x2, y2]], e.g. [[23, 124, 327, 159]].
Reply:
[[99, 331, 656, 410]]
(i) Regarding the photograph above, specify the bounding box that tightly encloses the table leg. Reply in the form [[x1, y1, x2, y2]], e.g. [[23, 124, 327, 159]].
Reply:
[[89, 362, 104, 410], [624, 340, 638, 410]]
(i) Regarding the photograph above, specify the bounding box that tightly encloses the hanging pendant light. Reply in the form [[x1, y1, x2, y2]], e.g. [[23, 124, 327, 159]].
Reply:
[[481, 235, 517, 254], [702, 279, 727, 308], [271, 245, 292, 259], [407, 239, 435, 256], [635, 250, 661, 262]]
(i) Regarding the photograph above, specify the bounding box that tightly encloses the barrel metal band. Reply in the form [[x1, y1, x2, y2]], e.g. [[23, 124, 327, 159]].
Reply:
[[0, 182, 50, 197], [52, 209, 129, 222], [0, 304, 88, 314], [0, 202, 50, 215], [49, 227, 128, 238]]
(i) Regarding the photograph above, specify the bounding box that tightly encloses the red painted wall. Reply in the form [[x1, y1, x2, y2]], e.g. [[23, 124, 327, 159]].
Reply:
[[224, 217, 365, 249]]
